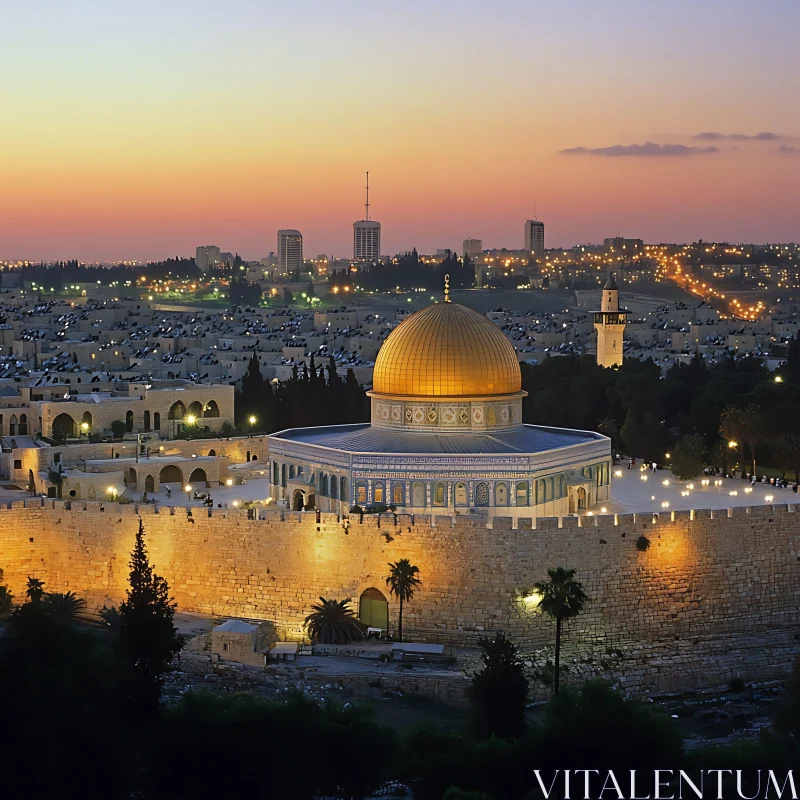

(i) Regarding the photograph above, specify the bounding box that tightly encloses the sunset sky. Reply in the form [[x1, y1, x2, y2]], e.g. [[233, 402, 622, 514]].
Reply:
[[1, 0, 799, 261]]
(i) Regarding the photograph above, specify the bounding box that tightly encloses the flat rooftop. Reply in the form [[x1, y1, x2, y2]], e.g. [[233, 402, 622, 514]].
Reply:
[[271, 423, 603, 455]]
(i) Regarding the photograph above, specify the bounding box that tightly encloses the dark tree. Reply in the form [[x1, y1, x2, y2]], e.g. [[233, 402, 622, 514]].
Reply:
[[116, 518, 181, 718], [386, 559, 422, 643], [468, 631, 529, 739], [534, 567, 586, 694]]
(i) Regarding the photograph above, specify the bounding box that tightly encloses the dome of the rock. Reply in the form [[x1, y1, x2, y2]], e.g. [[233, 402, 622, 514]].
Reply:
[[371, 302, 522, 397]]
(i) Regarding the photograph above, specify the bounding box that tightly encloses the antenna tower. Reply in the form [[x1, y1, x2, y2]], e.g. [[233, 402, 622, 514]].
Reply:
[[365, 171, 370, 221]]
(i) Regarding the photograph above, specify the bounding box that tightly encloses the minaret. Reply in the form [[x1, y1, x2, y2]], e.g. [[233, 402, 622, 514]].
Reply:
[[593, 272, 627, 367]]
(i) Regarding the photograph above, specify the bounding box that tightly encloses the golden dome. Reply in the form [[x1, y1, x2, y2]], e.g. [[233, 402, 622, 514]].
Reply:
[[372, 303, 522, 397]]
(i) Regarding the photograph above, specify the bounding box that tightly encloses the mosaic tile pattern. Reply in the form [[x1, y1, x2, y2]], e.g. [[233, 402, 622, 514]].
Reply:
[[372, 303, 522, 397]]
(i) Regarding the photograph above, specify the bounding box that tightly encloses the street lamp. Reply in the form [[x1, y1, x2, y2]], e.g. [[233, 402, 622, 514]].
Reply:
[[728, 440, 738, 449], [106, 486, 118, 501], [185, 484, 192, 501], [248, 415, 256, 436], [80, 422, 90, 438]]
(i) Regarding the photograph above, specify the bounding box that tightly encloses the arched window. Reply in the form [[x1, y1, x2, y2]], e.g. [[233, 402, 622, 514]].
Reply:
[[203, 400, 220, 418], [320, 474, 329, 497], [474, 482, 489, 506], [516, 482, 529, 506], [281, 464, 287, 487], [373, 483, 384, 504], [411, 481, 425, 507], [392, 482, 403, 505], [356, 482, 367, 505], [433, 482, 446, 506], [208, 449, 216, 457], [495, 482, 508, 505], [273, 462, 279, 484], [546, 478, 554, 501], [143, 410, 151, 431], [125, 410, 134, 432], [187, 401, 203, 420], [330, 477, 338, 500], [168, 401, 185, 420], [19, 414, 28, 435], [153, 412, 161, 430], [289, 465, 296, 480], [340, 477, 348, 503], [454, 482, 467, 505], [559, 475, 566, 498], [536, 479, 546, 504]]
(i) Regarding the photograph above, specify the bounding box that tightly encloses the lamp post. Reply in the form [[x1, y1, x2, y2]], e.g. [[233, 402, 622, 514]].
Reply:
[[185, 484, 192, 502]]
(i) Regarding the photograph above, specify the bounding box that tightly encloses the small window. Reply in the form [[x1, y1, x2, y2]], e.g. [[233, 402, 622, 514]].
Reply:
[[223, 643, 229, 651], [13, 459, 21, 470], [374, 484, 384, 503]]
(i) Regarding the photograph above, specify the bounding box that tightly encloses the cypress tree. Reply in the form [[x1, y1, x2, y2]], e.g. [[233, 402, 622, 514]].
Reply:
[[118, 519, 181, 719]]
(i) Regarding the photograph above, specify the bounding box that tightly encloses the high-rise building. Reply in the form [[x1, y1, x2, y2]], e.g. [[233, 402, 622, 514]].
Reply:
[[593, 272, 628, 368], [278, 229, 303, 274], [354, 221, 381, 261], [524, 220, 545, 257], [353, 171, 381, 261], [463, 238, 483, 260], [195, 245, 221, 273]]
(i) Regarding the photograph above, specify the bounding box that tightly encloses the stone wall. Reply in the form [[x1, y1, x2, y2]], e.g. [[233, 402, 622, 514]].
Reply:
[[0, 501, 799, 695]]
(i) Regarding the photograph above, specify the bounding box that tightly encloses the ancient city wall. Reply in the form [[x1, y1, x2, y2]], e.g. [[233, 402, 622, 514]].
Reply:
[[1, 501, 798, 695]]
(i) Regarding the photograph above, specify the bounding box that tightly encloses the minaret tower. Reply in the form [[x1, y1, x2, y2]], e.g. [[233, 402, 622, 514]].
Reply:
[[593, 272, 628, 367]]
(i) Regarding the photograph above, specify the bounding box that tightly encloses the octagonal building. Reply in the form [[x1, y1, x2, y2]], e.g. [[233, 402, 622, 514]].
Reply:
[[268, 301, 611, 520]]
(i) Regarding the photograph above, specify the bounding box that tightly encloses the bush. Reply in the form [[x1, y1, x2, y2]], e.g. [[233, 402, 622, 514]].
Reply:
[[110, 420, 126, 439], [468, 631, 528, 740]]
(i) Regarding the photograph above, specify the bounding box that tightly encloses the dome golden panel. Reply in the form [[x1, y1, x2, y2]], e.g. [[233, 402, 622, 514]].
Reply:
[[372, 303, 522, 398]]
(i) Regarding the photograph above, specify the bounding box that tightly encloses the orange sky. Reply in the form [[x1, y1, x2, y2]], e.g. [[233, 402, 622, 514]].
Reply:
[[1, 0, 798, 260]]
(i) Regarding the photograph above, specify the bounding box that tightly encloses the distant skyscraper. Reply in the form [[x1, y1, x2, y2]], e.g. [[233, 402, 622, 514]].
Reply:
[[195, 245, 220, 273], [524, 220, 545, 257], [353, 171, 381, 261], [278, 229, 303, 274], [463, 238, 483, 260]]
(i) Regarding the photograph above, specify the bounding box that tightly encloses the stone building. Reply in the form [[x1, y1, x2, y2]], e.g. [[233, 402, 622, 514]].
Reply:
[[269, 300, 611, 520]]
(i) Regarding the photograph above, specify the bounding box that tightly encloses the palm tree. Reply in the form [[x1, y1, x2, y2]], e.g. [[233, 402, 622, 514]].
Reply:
[[386, 559, 421, 643], [304, 597, 363, 645], [740, 403, 764, 478], [719, 405, 746, 478], [534, 567, 587, 694], [25, 576, 45, 604], [42, 591, 92, 624], [0, 585, 14, 619]]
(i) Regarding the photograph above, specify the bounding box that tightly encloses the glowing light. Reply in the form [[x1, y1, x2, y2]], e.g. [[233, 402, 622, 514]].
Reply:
[[728, 440, 738, 449], [226, 479, 233, 487], [614, 470, 622, 477], [775, 376, 783, 383], [185, 484, 192, 492], [640, 475, 648, 482], [601, 507, 607, 513], [765, 495, 774, 502], [185, 414, 196, 425], [662, 480, 670, 486], [248, 415, 257, 425], [522, 589, 543, 606]]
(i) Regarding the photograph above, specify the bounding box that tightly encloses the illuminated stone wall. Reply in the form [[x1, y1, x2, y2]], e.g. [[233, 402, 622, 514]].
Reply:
[[0, 500, 798, 694]]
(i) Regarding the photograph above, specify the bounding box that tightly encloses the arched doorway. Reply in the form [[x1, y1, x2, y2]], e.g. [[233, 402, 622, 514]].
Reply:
[[159, 464, 182, 484], [455, 482, 467, 505], [145, 474, 155, 493], [292, 489, 305, 511], [359, 588, 389, 631], [577, 486, 587, 509], [187, 401, 203, 420], [52, 413, 76, 439], [81, 411, 92, 435], [127, 468, 137, 489], [19, 414, 28, 435], [125, 410, 134, 432], [411, 481, 425, 507], [188, 467, 207, 484], [143, 410, 151, 431], [168, 401, 185, 421]]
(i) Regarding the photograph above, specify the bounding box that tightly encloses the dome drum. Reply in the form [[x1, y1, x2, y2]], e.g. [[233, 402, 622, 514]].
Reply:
[[370, 393, 523, 432]]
